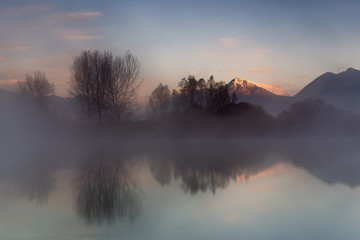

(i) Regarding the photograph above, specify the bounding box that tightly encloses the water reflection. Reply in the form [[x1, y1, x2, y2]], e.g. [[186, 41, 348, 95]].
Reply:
[[4, 139, 360, 230], [148, 141, 272, 194], [281, 140, 360, 187], [17, 158, 56, 204], [150, 156, 172, 187], [74, 152, 141, 225], [18, 170, 55, 204]]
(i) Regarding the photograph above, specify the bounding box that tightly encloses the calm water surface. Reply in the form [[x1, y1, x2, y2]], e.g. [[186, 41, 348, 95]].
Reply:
[[1, 139, 360, 240]]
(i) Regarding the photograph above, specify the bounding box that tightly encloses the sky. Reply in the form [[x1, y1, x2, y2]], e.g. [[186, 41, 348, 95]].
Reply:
[[1, 0, 360, 100]]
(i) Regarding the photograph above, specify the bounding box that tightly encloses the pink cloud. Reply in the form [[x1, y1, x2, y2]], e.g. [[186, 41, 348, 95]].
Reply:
[[217, 68, 233, 72], [0, 4, 51, 19], [293, 75, 310, 81], [249, 68, 273, 73], [0, 42, 30, 52], [61, 29, 103, 41], [252, 49, 272, 59], [0, 57, 4, 61], [197, 51, 223, 57], [64, 11, 102, 19], [0, 79, 23, 84], [0, 79, 24, 91], [219, 37, 238, 48], [62, 35, 103, 41]]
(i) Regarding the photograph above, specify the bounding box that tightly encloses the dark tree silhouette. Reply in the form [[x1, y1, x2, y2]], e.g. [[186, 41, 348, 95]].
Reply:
[[107, 51, 141, 122], [16, 70, 55, 108], [174, 75, 230, 113], [213, 85, 230, 111], [178, 75, 198, 106], [74, 153, 141, 225], [148, 83, 171, 118], [70, 50, 110, 122], [70, 50, 141, 123]]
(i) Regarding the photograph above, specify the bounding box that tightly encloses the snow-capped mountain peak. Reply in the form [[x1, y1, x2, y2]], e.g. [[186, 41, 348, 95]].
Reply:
[[227, 78, 275, 96]]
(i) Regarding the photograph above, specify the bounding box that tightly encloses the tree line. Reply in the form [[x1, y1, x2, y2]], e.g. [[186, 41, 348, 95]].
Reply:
[[16, 50, 142, 123], [148, 75, 232, 118], [16, 49, 237, 124]]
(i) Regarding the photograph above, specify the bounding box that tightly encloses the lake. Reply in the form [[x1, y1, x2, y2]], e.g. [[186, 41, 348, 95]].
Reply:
[[1, 138, 360, 240]]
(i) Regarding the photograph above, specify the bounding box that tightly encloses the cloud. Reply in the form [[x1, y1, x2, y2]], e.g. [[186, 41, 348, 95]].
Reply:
[[197, 51, 223, 57], [62, 35, 103, 41], [252, 49, 272, 59], [219, 37, 238, 48], [217, 68, 233, 72], [0, 79, 22, 85], [249, 68, 273, 73], [293, 75, 310, 81], [0, 57, 4, 61], [61, 29, 103, 41], [0, 4, 51, 19], [0, 79, 23, 91], [0, 42, 29, 52], [63, 11, 102, 19]]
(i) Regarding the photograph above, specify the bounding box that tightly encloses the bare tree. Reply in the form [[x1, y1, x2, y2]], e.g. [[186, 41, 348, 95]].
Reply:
[[107, 51, 141, 122], [70, 50, 141, 123], [148, 83, 170, 117], [70, 50, 112, 123], [16, 70, 55, 107]]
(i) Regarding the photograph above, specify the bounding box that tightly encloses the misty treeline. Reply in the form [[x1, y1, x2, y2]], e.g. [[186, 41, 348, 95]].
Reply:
[[8, 49, 360, 137], [14, 50, 141, 123], [148, 75, 231, 118]]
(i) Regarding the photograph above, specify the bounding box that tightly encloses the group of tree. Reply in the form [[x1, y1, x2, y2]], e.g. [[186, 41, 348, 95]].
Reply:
[[16, 70, 55, 109], [14, 50, 142, 123], [70, 50, 141, 123], [148, 75, 231, 118]]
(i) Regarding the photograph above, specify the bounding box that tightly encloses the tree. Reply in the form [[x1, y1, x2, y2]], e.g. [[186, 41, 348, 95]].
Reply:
[[213, 84, 230, 111], [107, 51, 141, 122], [16, 70, 55, 108], [70, 50, 141, 123], [148, 83, 171, 117], [70, 50, 112, 122], [178, 75, 198, 106]]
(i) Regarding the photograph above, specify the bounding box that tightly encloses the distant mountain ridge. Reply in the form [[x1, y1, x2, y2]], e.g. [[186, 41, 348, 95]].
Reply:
[[293, 67, 360, 112], [225, 78, 290, 114]]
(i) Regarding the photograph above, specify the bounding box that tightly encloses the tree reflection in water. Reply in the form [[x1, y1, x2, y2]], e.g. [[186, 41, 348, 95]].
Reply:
[[74, 153, 141, 225], [149, 155, 240, 194], [149, 141, 274, 195], [18, 159, 56, 204], [150, 156, 172, 187], [19, 170, 55, 204], [174, 165, 232, 195]]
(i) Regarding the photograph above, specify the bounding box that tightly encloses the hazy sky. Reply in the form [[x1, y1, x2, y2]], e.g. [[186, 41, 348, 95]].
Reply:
[[1, 0, 360, 99]]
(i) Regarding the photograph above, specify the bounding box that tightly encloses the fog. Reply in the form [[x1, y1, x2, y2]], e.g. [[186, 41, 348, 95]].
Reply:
[[1, 87, 360, 240]]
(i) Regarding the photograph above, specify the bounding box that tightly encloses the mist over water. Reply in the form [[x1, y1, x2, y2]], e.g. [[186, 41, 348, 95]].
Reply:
[[1, 111, 360, 240], [1, 66, 360, 240]]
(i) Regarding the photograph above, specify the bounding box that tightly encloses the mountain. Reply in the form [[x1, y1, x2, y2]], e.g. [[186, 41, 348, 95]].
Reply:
[[293, 68, 360, 112], [226, 78, 290, 114], [227, 78, 276, 96]]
